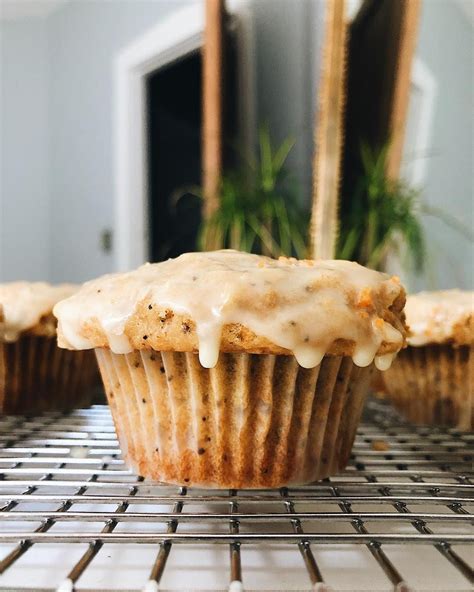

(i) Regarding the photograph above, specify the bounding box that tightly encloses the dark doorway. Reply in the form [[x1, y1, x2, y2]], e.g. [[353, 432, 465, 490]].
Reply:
[[147, 50, 203, 262], [147, 34, 238, 262]]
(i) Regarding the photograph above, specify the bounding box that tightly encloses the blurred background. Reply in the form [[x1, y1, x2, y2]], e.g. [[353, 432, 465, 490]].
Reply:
[[0, 0, 472, 290]]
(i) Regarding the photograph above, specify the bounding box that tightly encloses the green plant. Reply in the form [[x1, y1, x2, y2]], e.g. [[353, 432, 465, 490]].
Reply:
[[337, 143, 426, 271], [337, 142, 473, 272], [189, 126, 309, 259]]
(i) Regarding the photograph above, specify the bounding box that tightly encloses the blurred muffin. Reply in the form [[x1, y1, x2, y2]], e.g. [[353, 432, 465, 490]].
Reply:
[[383, 290, 473, 430], [54, 250, 407, 488], [0, 282, 98, 415]]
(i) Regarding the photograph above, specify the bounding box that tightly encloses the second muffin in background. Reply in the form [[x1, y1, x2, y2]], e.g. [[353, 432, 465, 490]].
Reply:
[[54, 250, 407, 488], [0, 282, 99, 415], [383, 290, 473, 431]]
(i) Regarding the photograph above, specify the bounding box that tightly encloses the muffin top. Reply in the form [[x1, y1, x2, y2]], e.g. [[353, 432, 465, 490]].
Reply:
[[0, 282, 77, 342], [54, 250, 407, 370], [405, 290, 473, 346]]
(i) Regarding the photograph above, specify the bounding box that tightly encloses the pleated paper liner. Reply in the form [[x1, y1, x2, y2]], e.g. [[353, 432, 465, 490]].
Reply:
[[0, 335, 99, 415], [383, 344, 473, 431], [96, 349, 374, 488]]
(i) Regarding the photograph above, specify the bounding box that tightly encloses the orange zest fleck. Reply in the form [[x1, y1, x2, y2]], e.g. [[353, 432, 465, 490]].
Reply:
[[357, 287, 373, 308]]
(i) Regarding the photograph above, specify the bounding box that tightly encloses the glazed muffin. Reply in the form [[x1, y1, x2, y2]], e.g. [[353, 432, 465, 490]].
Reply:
[[383, 290, 473, 430], [0, 282, 98, 415], [54, 250, 407, 488]]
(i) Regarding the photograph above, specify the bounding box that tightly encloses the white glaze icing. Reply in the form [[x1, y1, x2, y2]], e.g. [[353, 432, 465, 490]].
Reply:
[[53, 250, 406, 370], [405, 289, 473, 346], [0, 282, 77, 342]]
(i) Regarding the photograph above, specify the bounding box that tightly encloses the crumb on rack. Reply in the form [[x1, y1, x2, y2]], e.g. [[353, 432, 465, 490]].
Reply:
[[70, 447, 88, 459], [371, 440, 390, 452]]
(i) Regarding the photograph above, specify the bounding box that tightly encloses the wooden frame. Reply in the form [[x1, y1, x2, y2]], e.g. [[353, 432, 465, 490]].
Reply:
[[202, 0, 224, 217], [310, 0, 348, 260], [343, 0, 422, 183], [310, 0, 421, 261]]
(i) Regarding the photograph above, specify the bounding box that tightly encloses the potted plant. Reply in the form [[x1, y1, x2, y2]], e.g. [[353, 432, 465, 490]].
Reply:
[[180, 126, 309, 259], [337, 142, 472, 273]]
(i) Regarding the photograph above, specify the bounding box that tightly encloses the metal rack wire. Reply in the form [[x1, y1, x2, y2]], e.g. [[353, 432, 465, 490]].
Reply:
[[0, 398, 472, 592]]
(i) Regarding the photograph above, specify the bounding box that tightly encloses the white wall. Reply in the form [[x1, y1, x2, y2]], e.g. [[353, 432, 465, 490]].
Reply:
[[405, 1, 473, 290], [47, 0, 196, 283], [0, 1, 197, 283], [0, 18, 51, 281]]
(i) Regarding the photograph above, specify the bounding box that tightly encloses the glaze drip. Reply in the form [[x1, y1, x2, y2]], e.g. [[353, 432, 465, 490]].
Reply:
[[54, 250, 406, 370]]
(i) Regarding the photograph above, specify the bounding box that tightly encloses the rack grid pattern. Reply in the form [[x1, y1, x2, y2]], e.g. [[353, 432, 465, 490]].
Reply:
[[0, 399, 472, 592]]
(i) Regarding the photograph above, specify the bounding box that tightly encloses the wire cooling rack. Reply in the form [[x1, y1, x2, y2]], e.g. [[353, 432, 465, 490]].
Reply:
[[0, 399, 472, 592]]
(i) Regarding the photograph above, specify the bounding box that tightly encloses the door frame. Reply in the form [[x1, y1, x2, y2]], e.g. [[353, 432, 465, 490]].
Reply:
[[114, 1, 255, 271], [401, 56, 437, 186]]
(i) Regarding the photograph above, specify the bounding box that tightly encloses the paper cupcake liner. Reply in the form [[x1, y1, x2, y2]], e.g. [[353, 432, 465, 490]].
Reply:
[[383, 345, 473, 431], [96, 349, 373, 488], [0, 335, 99, 415]]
